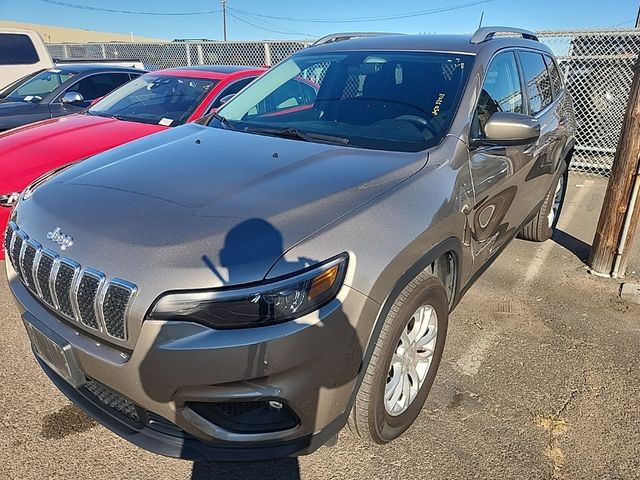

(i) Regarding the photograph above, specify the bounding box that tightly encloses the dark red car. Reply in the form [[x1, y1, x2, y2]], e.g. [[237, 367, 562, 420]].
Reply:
[[0, 65, 266, 257]]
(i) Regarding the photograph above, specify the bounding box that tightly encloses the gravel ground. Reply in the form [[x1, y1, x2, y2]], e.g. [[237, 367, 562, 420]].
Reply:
[[1, 174, 639, 480]]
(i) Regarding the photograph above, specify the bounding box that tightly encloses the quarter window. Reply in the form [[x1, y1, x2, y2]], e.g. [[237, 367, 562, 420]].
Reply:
[[519, 51, 553, 115], [0, 33, 39, 65], [474, 51, 523, 137], [544, 55, 563, 98]]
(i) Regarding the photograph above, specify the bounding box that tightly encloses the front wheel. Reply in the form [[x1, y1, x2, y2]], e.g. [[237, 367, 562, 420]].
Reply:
[[519, 169, 568, 242], [348, 271, 448, 445]]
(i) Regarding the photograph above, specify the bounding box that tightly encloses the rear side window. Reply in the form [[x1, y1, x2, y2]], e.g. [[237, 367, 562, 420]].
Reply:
[[473, 51, 523, 137], [0, 33, 39, 65], [544, 55, 563, 97], [519, 51, 553, 115]]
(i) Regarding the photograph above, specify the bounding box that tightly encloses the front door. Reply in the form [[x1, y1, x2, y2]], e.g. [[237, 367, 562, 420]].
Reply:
[[467, 50, 536, 270]]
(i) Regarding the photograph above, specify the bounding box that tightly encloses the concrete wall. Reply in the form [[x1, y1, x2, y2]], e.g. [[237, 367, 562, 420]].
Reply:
[[0, 20, 166, 43]]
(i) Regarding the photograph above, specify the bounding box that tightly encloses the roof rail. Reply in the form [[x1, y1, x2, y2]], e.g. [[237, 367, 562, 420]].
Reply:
[[470, 26, 539, 44], [312, 32, 401, 47]]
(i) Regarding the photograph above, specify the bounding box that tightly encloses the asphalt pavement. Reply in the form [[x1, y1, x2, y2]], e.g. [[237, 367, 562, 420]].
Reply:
[[1, 174, 639, 479]]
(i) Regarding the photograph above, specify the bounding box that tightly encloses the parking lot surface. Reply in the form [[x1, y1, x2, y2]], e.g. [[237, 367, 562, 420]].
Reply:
[[1, 174, 639, 480]]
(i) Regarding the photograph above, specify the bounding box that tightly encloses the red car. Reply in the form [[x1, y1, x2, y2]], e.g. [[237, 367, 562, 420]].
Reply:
[[0, 65, 266, 257]]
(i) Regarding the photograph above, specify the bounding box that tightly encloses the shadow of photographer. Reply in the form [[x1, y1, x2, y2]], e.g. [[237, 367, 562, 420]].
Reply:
[[136, 218, 362, 479]]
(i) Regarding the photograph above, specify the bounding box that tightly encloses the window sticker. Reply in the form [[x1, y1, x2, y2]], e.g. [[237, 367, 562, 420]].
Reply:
[[159, 118, 174, 126], [432, 93, 446, 116]]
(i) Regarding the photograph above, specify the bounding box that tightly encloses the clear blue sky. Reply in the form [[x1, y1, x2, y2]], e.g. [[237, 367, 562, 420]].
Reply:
[[3, 0, 639, 41]]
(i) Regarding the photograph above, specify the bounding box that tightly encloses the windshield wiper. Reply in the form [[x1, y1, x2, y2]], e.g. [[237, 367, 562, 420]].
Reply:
[[212, 112, 237, 130], [245, 126, 350, 146]]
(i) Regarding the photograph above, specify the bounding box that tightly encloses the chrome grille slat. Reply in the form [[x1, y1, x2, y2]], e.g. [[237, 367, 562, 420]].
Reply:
[[101, 280, 136, 340], [10, 231, 26, 276], [36, 250, 56, 307], [75, 270, 104, 331], [9, 225, 135, 342], [54, 260, 80, 320], [4, 221, 16, 255], [20, 240, 40, 290]]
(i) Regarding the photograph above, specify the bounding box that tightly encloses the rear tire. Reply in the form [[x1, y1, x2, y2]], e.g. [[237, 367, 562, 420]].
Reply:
[[348, 271, 448, 445], [519, 168, 568, 242]]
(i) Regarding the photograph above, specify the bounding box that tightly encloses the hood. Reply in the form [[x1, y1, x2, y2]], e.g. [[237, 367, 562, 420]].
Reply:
[[0, 114, 166, 190], [14, 123, 427, 295]]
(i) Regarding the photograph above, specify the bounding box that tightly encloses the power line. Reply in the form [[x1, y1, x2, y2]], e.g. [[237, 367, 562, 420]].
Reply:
[[227, 0, 493, 24], [227, 8, 315, 37], [40, 0, 220, 15], [226, 11, 315, 37]]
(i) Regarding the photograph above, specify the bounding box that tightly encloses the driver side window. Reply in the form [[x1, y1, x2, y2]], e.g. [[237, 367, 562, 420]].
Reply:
[[473, 51, 523, 138]]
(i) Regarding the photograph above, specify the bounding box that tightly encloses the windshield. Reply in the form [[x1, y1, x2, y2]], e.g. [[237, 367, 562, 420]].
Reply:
[[215, 51, 472, 152], [5, 68, 77, 103], [89, 74, 218, 126]]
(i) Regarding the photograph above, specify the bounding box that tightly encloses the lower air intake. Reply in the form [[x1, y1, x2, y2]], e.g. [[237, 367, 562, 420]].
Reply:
[[83, 379, 142, 425]]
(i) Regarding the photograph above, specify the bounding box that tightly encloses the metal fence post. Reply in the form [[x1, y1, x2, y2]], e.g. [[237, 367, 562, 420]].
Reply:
[[264, 42, 272, 67], [185, 43, 192, 66], [197, 45, 204, 65]]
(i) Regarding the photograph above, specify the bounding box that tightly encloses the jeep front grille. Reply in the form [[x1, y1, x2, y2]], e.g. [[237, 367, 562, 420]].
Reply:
[[5, 222, 136, 341]]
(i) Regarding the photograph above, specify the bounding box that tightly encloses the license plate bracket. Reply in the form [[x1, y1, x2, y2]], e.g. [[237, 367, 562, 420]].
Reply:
[[23, 314, 86, 388]]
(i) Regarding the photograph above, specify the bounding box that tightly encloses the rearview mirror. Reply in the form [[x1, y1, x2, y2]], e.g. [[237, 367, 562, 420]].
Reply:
[[60, 91, 84, 105], [471, 112, 540, 147]]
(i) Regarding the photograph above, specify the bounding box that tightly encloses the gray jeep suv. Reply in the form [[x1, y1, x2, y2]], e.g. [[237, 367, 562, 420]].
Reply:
[[6, 28, 575, 461]]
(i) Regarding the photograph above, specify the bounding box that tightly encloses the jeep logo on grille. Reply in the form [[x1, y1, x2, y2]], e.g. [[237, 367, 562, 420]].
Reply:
[[47, 227, 74, 250]]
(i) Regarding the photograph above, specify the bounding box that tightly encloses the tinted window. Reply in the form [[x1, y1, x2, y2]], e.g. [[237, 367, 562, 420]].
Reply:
[[89, 74, 218, 126], [67, 72, 132, 103], [217, 52, 472, 152], [544, 55, 563, 97], [474, 51, 523, 137], [5, 68, 76, 102], [0, 33, 39, 65], [210, 76, 255, 110], [519, 51, 553, 115]]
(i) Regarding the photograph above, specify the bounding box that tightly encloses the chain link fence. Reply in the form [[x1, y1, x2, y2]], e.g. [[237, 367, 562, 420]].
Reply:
[[538, 29, 640, 175], [47, 40, 311, 70], [48, 29, 640, 176]]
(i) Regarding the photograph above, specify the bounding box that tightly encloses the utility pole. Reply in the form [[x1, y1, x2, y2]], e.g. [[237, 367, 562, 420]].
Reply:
[[588, 56, 640, 277], [221, 0, 228, 41], [636, 2, 640, 28]]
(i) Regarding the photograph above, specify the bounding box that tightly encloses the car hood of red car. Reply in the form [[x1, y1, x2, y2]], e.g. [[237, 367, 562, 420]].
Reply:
[[0, 114, 166, 191]]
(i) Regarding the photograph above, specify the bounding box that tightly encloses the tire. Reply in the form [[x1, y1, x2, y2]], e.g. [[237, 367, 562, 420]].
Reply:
[[348, 271, 448, 445], [519, 168, 568, 242]]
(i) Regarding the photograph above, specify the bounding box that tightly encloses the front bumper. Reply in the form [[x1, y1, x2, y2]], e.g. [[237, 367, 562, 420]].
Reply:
[[8, 263, 378, 460]]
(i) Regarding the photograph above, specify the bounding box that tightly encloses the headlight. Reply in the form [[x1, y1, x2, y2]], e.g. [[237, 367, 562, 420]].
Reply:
[[0, 192, 20, 208], [148, 254, 348, 329]]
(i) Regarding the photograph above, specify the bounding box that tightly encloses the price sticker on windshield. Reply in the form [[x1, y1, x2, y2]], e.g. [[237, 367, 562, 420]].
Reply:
[[159, 118, 174, 126]]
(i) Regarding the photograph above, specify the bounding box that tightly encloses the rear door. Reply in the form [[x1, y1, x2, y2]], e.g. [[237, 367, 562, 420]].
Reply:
[[468, 50, 535, 267], [517, 50, 561, 200]]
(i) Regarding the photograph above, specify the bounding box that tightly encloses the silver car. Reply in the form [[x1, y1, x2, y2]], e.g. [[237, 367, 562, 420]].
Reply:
[[6, 28, 575, 461]]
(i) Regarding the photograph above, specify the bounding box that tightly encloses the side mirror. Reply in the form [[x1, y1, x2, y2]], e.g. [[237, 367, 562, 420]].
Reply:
[[218, 93, 235, 106], [60, 91, 84, 105], [471, 112, 540, 147]]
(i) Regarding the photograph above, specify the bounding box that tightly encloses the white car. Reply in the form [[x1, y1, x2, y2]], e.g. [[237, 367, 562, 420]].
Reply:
[[0, 28, 54, 90]]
